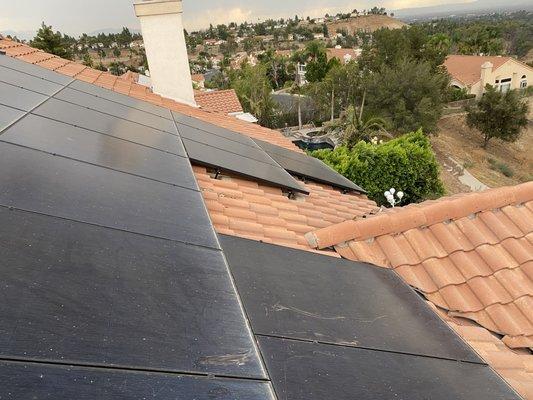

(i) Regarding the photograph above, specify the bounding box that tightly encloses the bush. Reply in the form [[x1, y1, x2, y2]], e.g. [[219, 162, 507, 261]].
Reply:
[[311, 130, 445, 205]]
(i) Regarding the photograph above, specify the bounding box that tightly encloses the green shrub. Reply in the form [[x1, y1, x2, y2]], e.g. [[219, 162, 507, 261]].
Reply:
[[312, 130, 445, 205]]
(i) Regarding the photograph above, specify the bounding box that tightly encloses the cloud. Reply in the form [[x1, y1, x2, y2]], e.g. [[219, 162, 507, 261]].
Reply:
[[183, 7, 254, 31]]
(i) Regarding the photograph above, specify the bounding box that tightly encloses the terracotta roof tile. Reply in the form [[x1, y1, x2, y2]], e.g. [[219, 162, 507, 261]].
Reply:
[[434, 307, 532, 400], [308, 183, 533, 395], [194, 89, 244, 114], [194, 167, 376, 251], [444, 55, 514, 86]]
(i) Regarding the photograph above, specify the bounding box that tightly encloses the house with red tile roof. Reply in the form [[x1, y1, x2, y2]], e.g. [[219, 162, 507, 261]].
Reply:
[[444, 55, 532, 99], [0, 6, 531, 396]]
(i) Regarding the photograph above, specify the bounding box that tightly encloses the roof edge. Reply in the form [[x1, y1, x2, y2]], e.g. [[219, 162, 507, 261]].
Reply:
[[306, 181, 533, 249]]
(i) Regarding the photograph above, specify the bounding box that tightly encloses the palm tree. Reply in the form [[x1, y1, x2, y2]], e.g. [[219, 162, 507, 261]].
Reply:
[[328, 104, 391, 148]]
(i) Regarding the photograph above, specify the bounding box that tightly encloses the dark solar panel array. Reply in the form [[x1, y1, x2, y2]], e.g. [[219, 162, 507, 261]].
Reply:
[[0, 56, 273, 399], [254, 138, 366, 193], [173, 112, 308, 194], [220, 235, 520, 400]]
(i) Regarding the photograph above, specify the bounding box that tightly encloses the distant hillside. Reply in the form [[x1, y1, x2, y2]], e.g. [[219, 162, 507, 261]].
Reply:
[[395, 0, 533, 21], [327, 15, 408, 36]]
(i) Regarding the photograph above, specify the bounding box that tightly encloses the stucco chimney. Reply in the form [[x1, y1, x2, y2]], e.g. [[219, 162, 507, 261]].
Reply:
[[134, 0, 196, 106], [480, 61, 493, 89]]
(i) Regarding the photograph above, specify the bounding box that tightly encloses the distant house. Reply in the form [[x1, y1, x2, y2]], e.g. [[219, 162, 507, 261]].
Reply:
[[313, 33, 325, 40], [204, 39, 217, 47], [444, 55, 532, 99], [129, 40, 144, 49], [326, 48, 361, 64], [191, 73, 205, 89]]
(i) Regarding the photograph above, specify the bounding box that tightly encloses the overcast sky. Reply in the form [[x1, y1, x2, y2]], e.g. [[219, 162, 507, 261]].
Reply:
[[1, 0, 473, 38]]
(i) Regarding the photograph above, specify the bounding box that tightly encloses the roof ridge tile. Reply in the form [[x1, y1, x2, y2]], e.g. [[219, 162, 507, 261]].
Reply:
[[306, 182, 533, 249]]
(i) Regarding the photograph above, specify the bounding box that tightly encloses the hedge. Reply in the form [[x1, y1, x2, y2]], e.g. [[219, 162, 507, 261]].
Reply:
[[311, 130, 445, 206]]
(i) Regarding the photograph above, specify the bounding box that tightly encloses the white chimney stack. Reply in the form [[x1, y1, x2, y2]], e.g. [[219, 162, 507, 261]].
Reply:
[[134, 0, 196, 106]]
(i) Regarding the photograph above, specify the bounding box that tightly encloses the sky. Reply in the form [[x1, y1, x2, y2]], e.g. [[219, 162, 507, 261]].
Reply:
[[1, 0, 475, 38]]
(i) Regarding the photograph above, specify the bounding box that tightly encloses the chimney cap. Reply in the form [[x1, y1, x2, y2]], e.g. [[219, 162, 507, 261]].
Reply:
[[481, 61, 493, 69], [134, 0, 182, 17]]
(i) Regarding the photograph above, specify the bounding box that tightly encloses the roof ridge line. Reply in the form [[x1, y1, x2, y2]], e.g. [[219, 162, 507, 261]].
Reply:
[[306, 182, 533, 249]]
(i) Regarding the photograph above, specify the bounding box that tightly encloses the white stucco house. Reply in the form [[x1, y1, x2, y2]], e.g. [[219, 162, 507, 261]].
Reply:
[[444, 55, 532, 99]]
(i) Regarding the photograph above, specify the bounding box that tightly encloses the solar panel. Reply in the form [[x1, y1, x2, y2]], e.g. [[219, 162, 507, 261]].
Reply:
[[258, 336, 519, 400], [254, 138, 365, 192], [69, 79, 172, 119], [0, 104, 24, 131], [33, 98, 186, 156], [0, 55, 73, 85], [0, 142, 217, 247], [173, 111, 254, 146], [0, 65, 64, 95], [1, 114, 195, 188], [172, 112, 308, 194], [0, 81, 48, 111], [0, 208, 266, 378], [220, 235, 482, 362], [0, 362, 274, 400], [183, 138, 308, 194], [54, 87, 177, 134], [177, 122, 279, 166]]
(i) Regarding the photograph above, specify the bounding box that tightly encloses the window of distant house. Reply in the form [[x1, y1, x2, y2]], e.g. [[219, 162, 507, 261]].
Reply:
[[499, 77, 512, 93], [520, 75, 527, 89]]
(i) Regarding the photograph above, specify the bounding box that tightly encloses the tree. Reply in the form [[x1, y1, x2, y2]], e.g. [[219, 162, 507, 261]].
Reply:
[[327, 104, 391, 148], [82, 53, 94, 67], [466, 85, 529, 148], [113, 47, 121, 59], [364, 59, 449, 134], [231, 64, 279, 128], [31, 22, 73, 60]]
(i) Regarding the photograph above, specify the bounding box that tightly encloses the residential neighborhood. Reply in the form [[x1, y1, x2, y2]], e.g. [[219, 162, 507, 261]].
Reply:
[[0, 0, 532, 398]]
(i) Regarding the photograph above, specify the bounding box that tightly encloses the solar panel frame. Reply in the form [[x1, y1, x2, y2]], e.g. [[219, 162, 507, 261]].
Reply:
[[220, 235, 483, 363], [1, 114, 195, 188], [254, 138, 366, 193], [69, 79, 173, 120], [0, 55, 74, 85], [0, 104, 24, 132], [0, 65, 65, 95], [54, 87, 178, 134], [177, 123, 279, 166], [183, 138, 308, 194], [33, 98, 186, 156], [258, 336, 520, 400], [0, 208, 266, 378], [0, 81, 49, 111], [0, 362, 275, 400], [0, 142, 218, 248]]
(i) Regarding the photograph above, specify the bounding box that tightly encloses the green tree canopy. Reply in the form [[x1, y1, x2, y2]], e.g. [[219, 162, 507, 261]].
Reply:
[[364, 59, 450, 134], [231, 64, 279, 128], [466, 85, 529, 148], [30, 22, 73, 60]]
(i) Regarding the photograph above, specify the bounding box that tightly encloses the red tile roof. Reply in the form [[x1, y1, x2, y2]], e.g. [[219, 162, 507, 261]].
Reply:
[[307, 183, 533, 395], [444, 55, 512, 86], [194, 89, 244, 114], [3, 37, 531, 396]]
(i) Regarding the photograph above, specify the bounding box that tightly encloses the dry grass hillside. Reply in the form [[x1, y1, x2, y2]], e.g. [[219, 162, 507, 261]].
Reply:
[[431, 98, 533, 195], [327, 15, 407, 36]]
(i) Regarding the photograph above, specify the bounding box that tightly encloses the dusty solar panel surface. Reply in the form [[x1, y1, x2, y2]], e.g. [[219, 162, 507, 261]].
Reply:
[[0, 56, 274, 399], [220, 235, 521, 400]]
